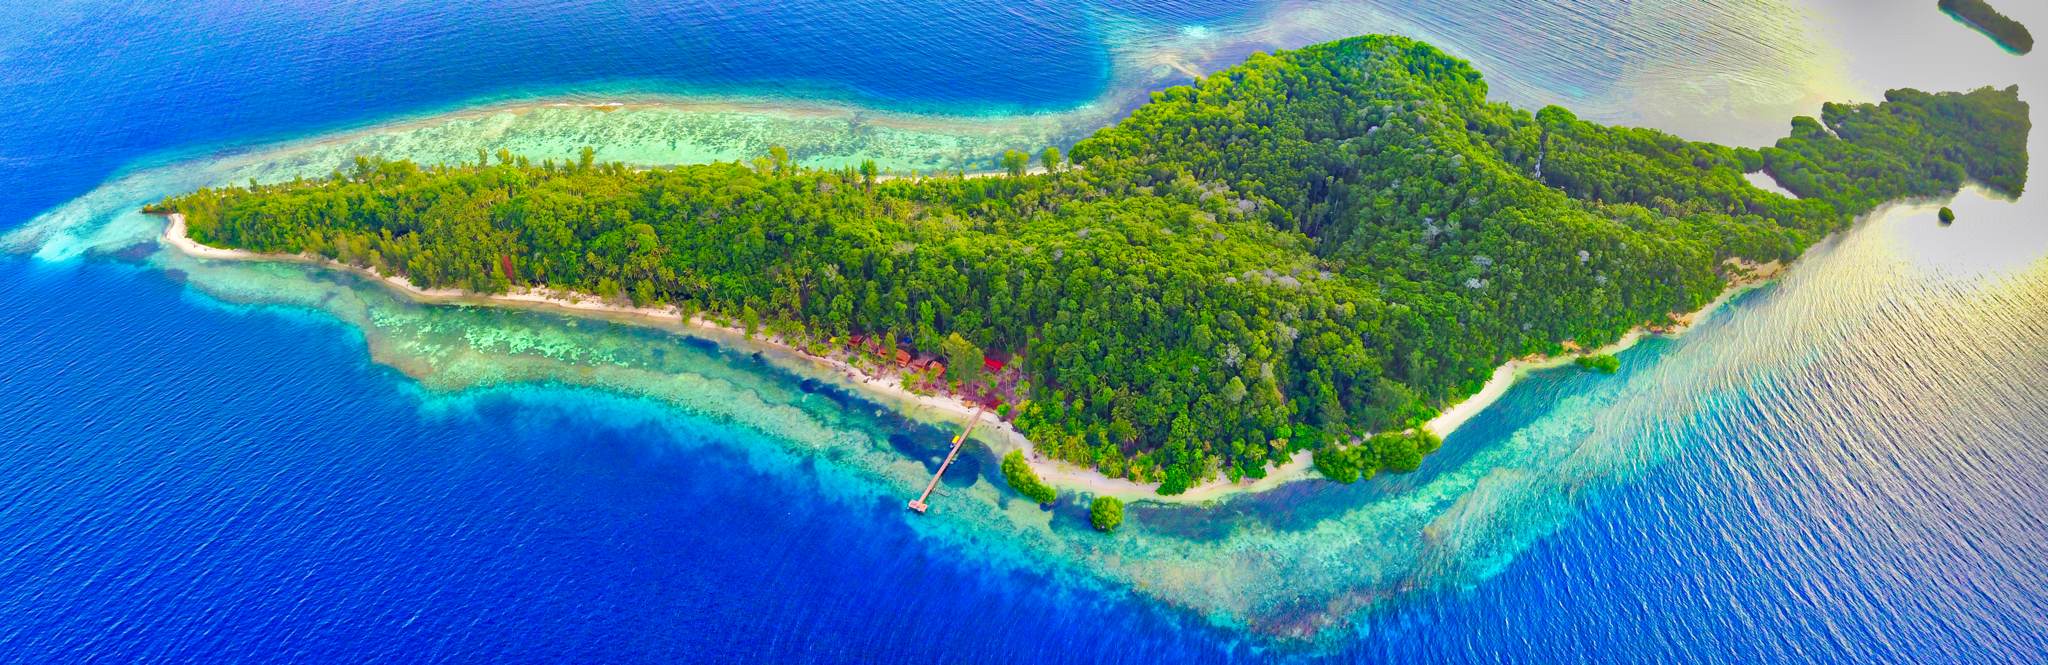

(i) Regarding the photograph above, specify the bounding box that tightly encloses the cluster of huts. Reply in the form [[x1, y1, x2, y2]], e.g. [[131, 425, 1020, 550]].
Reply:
[[845, 334, 1010, 383], [846, 334, 945, 375]]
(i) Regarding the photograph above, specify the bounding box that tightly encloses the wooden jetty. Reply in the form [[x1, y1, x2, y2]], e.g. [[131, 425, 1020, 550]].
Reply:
[[907, 406, 985, 514]]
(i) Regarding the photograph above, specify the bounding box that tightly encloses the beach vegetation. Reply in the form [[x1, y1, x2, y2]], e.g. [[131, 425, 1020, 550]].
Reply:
[[1313, 444, 1368, 484], [1575, 354, 1620, 373], [1940, 206, 1956, 223], [1002, 450, 1057, 504], [1001, 149, 1030, 177], [1314, 429, 1440, 483]]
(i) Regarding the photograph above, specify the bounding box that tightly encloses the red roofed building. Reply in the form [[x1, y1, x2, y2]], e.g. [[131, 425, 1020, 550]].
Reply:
[[983, 356, 1006, 373]]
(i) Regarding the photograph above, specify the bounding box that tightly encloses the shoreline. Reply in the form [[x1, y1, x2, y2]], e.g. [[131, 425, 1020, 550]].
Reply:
[[160, 213, 1779, 505], [163, 212, 1280, 504], [1424, 258, 1783, 440]]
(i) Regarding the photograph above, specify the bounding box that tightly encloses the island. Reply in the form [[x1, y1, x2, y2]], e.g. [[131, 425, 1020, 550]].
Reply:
[[149, 36, 2030, 497], [1939, 0, 2035, 54]]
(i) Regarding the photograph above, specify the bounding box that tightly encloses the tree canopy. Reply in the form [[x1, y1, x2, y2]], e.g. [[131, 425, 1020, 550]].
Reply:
[[1090, 497, 1125, 532], [1940, 0, 2034, 54]]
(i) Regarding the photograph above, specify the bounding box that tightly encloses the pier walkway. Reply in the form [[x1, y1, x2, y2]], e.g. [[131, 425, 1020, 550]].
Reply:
[[907, 406, 984, 514]]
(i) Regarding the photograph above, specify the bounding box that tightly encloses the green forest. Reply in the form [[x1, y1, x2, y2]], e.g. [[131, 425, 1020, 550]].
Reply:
[[155, 36, 2030, 493], [1939, 0, 2034, 54]]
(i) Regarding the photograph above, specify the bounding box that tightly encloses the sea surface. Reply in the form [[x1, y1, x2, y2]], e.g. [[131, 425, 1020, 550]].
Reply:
[[1, 0, 2044, 662]]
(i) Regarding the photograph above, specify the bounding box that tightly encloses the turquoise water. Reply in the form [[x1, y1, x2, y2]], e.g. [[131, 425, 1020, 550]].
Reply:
[[2, 0, 2044, 661]]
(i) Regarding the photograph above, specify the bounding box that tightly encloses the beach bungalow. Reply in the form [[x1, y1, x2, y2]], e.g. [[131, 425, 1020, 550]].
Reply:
[[894, 349, 912, 367], [847, 334, 867, 349], [982, 356, 1006, 373]]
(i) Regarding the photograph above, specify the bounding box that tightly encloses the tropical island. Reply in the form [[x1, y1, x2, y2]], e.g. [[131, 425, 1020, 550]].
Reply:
[[1939, 0, 2034, 54], [150, 36, 2029, 497]]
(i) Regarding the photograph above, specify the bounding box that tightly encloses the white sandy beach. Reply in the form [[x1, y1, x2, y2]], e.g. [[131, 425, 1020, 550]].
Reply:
[[161, 212, 1782, 506], [1425, 258, 1782, 440]]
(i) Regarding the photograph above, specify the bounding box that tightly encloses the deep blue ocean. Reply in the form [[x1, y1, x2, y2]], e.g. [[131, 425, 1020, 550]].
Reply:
[[3, 1, 2045, 662]]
